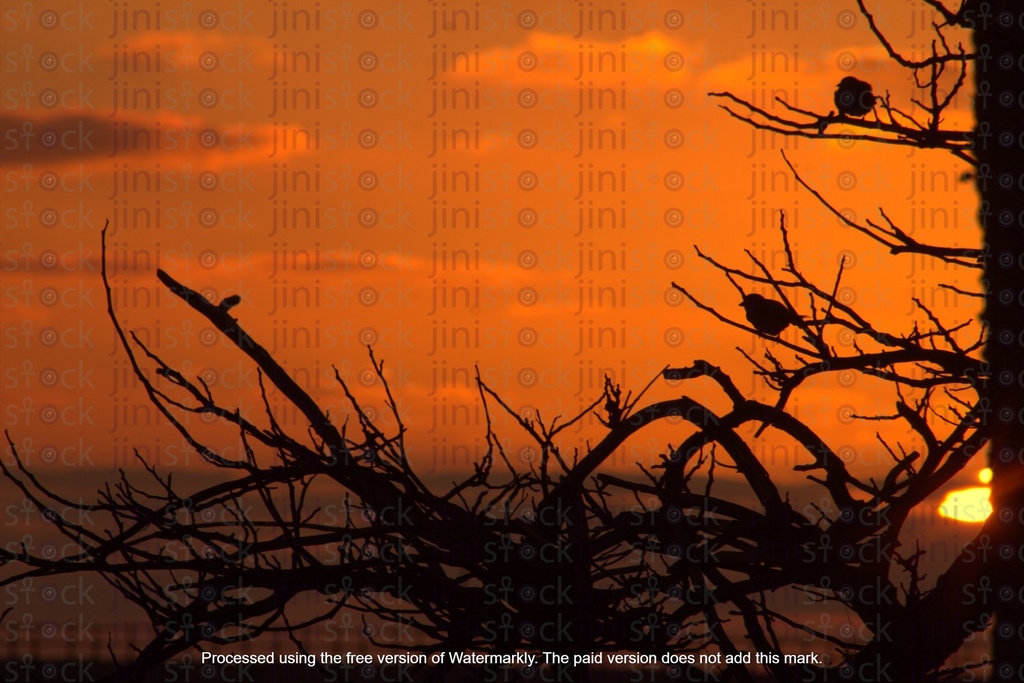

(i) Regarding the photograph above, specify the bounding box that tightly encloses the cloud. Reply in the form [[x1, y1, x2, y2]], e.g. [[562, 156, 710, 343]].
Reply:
[[0, 110, 273, 168], [433, 31, 697, 88]]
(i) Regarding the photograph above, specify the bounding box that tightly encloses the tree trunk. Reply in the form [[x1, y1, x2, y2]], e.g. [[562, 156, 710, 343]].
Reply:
[[975, 2, 1024, 681]]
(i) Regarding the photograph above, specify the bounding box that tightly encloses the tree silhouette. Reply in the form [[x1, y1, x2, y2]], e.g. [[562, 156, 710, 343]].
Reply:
[[1, 2, 1015, 682], [709, 2, 1024, 679], [969, 2, 1024, 680]]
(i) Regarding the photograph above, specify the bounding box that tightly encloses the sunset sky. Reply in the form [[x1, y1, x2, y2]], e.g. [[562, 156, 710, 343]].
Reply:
[[0, 0, 997, 666], [2, 0, 982, 504]]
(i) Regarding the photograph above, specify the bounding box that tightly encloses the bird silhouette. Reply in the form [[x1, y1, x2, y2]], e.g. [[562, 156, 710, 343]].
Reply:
[[740, 294, 803, 336], [834, 76, 874, 117], [219, 294, 242, 310]]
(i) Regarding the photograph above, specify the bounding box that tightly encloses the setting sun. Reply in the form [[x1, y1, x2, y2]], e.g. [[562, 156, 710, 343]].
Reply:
[[938, 469, 993, 523]]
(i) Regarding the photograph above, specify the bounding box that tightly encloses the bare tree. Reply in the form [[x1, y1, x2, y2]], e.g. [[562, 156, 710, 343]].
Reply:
[[709, 1, 1023, 679]]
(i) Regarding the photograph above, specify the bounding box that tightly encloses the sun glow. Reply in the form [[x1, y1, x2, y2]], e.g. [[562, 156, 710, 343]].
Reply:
[[938, 468, 992, 523]]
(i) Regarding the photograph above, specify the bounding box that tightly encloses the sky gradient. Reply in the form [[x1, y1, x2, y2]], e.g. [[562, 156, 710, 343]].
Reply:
[[0, 0, 989, 663]]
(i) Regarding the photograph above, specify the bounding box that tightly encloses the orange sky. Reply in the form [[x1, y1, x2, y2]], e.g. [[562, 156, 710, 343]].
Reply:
[[1, 0, 982, 496], [0, 0, 994, 664]]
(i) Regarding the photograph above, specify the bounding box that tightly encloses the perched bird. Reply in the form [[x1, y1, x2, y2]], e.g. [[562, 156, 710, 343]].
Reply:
[[740, 293, 803, 336], [833, 76, 874, 117], [219, 294, 242, 310]]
